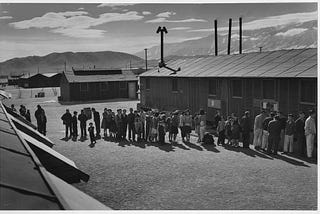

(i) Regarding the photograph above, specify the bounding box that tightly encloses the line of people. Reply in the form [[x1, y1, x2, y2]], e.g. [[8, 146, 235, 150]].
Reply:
[[252, 109, 316, 158], [60, 107, 212, 146], [213, 108, 316, 159]]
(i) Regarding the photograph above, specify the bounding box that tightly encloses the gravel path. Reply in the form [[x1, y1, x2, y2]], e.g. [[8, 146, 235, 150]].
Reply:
[[4, 97, 317, 210]]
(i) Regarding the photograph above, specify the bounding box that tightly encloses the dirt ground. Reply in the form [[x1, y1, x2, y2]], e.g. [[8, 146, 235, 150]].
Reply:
[[3, 88, 317, 210]]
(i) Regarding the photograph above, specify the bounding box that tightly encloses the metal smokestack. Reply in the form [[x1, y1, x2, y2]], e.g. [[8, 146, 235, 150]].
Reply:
[[239, 17, 242, 54], [227, 18, 232, 55], [214, 19, 218, 56], [144, 48, 148, 71]]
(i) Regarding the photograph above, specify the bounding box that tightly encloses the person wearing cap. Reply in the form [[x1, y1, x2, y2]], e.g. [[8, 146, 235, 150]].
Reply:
[[61, 109, 72, 139], [277, 111, 287, 152], [283, 114, 296, 154], [240, 111, 251, 148], [305, 109, 316, 158], [261, 111, 275, 151], [253, 110, 266, 150], [92, 108, 101, 138], [295, 111, 306, 157], [78, 109, 88, 139], [267, 115, 282, 155], [72, 111, 78, 140], [170, 110, 179, 142]]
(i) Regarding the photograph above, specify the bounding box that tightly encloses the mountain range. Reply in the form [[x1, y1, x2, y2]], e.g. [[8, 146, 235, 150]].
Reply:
[[0, 51, 146, 76], [135, 20, 317, 60]]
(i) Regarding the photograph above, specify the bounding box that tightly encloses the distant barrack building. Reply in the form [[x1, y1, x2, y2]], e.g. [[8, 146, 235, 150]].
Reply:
[[59, 68, 139, 102], [18, 72, 62, 88], [139, 48, 317, 120]]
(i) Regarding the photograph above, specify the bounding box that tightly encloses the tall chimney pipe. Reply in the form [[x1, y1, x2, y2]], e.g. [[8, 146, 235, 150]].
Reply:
[[227, 18, 232, 55], [144, 48, 148, 71], [214, 19, 218, 56], [239, 17, 242, 54]]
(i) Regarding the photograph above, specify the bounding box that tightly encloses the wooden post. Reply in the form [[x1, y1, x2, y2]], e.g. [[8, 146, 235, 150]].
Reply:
[[239, 17, 242, 54], [214, 19, 218, 56]]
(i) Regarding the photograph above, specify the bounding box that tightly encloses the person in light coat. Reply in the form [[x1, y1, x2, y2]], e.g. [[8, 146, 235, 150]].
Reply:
[[253, 110, 266, 150], [305, 109, 316, 158]]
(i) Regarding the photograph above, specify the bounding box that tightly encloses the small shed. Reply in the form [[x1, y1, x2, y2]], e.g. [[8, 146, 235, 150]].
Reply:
[[60, 68, 138, 102]]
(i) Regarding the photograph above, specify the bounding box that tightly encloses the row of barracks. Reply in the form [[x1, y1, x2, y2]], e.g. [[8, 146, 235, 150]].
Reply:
[[139, 48, 317, 122]]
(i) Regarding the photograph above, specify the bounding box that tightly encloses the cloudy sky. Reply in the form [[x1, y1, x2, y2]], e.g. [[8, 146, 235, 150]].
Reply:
[[0, 2, 317, 62]]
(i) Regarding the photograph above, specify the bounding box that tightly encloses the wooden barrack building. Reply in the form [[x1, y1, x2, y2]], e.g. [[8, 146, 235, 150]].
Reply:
[[139, 48, 317, 120], [60, 68, 138, 102]]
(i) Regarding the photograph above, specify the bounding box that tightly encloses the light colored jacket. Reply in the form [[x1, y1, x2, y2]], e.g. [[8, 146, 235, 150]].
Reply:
[[254, 114, 264, 131], [305, 116, 316, 135]]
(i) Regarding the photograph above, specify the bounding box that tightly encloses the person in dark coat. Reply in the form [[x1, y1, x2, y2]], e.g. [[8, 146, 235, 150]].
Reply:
[[72, 111, 78, 139], [261, 112, 275, 151], [267, 115, 282, 155], [61, 109, 72, 139], [115, 109, 123, 140], [240, 111, 251, 148], [25, 110, 31, 122], [295, 111, 306, 157], [122, 109, 128, 140], [88, 122, 96, 147], [78, 109, 88, 139], [35, 105, 46, 135], [92, 108, 101, 138], [127, 108, 135, 141], [231, 118, 241, 147], [214, 110, 221, 129]]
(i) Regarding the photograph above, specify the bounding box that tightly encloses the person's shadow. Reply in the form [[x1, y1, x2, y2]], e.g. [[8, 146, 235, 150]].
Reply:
[[146, 141, 175, 152], [202, 143, 220, 153], [183, 141, 203, 151], [223, 145, 273, 159], [171, 141, 190, 150]]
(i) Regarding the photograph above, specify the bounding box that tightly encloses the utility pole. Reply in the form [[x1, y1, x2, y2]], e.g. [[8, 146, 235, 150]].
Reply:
[[144, 48, 148, 71], [214, 19, 218, 56], [156, 26, 168, 67], [64, 61, 66, 72]]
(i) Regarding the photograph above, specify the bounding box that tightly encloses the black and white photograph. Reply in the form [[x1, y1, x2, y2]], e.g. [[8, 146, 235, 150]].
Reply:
[[0, 1, 318, 211]]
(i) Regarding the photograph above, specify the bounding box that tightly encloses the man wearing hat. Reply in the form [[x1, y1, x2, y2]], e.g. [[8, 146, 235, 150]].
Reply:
[[283, 113, 295, 154], [295, 111, 306, 157], [240, 111, 251, 148], [261, 111, 275, 151], [61, 109, 72, 139], [305, 109, 316, 158]]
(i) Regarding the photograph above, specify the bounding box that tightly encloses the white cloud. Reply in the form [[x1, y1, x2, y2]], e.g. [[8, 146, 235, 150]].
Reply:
[[168, 27, 191, 31], [51, 28, 106, 38], [142, 11, 151, 15], [156, 11, 176, 18], [2, 10, 8, 14], [275, 28, 308, 37], [78, 7, 84, 10], [188, 10, 317, 32], [146, 17, 207, 23], [0, 16, 12, 20], [122, 9, 129, 12], [97, 3, 135, 9], [9, 11, 144, 38]]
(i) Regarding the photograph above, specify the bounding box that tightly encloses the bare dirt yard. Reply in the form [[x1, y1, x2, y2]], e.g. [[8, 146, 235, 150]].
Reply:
[[3, 87, 317, 210]]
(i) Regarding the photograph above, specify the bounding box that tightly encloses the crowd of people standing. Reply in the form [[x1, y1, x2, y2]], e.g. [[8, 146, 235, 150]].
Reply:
[[60, 107, 210, 146], [10, 102, 317, 159]]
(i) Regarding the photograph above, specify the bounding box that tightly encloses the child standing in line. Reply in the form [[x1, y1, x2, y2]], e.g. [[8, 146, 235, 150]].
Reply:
[[88, 122, 96, 146], [158, 114, 166, 144]]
